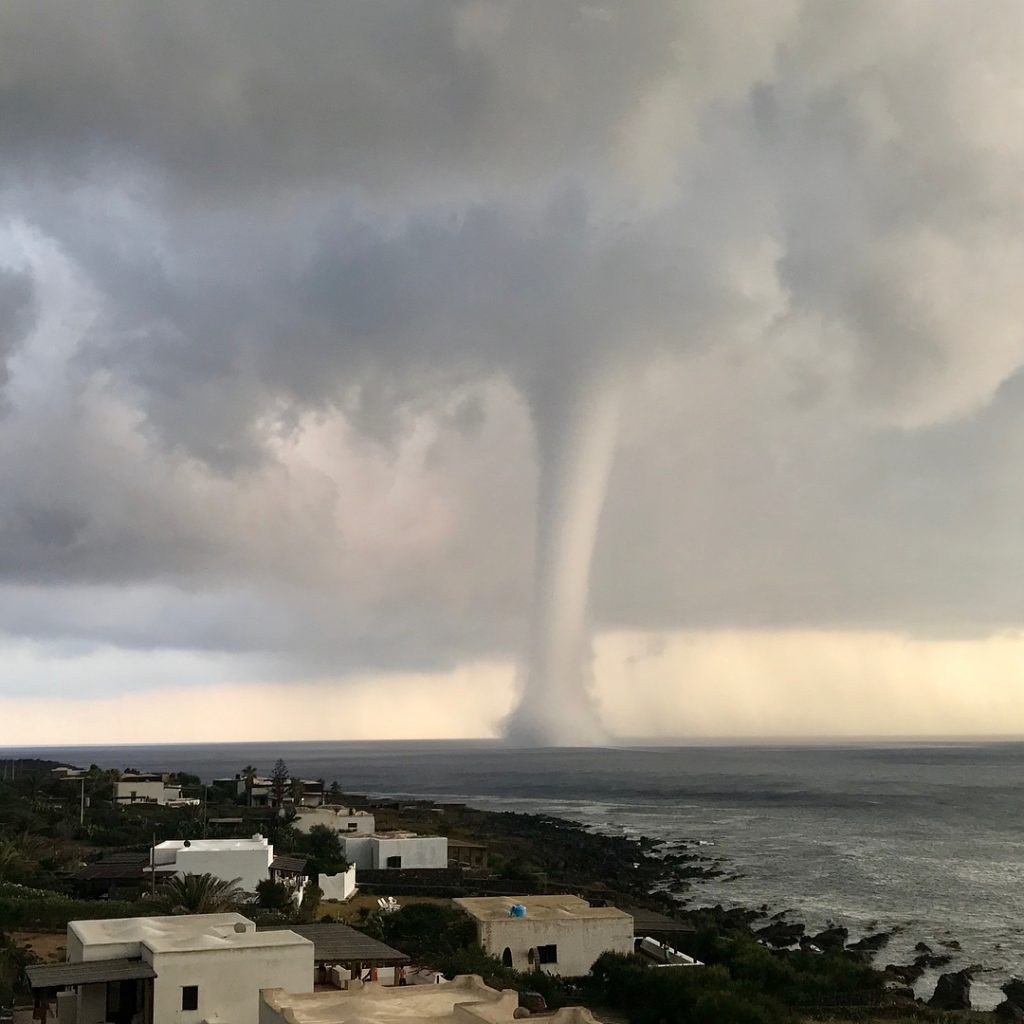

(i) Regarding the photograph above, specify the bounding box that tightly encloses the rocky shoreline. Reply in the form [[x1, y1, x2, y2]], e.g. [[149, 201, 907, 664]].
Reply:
[[429, 804, 1015, 1018]]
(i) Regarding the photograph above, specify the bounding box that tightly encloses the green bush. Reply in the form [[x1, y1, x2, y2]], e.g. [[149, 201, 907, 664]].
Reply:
[[0, 889, 138, 930]]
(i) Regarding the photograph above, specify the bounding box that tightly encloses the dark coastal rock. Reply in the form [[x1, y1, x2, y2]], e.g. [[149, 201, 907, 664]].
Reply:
[[915, 952, 954, 970], [928, 969, 974, 1011], [914, 941, 933, 954], [706, 905, 765, 930], [885, 963, 925, 985], [847, 931, 892, 953], [755, 920, 805, 947], [806, 925, 849, 953], [939, 939, 962, 951], [886, 985, 916, 1001], [995, 979, 1024, 1022]]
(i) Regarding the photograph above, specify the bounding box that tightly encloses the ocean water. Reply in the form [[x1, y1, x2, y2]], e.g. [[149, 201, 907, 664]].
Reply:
[[6, 739, 1023, 1009]]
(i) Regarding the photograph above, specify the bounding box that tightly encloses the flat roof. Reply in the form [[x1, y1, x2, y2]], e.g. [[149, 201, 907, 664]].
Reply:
[[154, 837, 268, 851], [299, 806, 374, 816], [346, 831, 438, 840], [71, 914, 312, 955], [454, 895, 634, 924], [261, 974, 519, 1024], [259, 924, 409, 966], [27, 959, 156, 989]]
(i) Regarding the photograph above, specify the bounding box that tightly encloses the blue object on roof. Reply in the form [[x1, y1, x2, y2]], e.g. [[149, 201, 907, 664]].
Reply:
[[509, 903, 528, 917]]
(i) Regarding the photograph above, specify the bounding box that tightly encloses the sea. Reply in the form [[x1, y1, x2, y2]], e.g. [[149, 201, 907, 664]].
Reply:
[[5, 739, 1022, 1009]]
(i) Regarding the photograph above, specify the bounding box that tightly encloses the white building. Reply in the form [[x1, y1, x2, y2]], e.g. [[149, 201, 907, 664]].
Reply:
[[295, 806, 376, 835], [27, 913, 312, 1024], [221, 775, 325, 807], [148, 836, 308, 905], [454, 895, 634, 977], [261, 974, 599, 1024], [117, 773, 183, 806], [319, 865, 358, 902], [340, 832, 447, 871]]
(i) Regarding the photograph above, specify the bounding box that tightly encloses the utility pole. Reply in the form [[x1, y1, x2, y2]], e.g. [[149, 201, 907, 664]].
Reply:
[[150, 832, 157, 896], [79, 776, 86, 826]]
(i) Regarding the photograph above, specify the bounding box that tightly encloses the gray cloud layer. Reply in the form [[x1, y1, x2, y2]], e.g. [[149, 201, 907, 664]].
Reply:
[[2, 1, 1024, 694]]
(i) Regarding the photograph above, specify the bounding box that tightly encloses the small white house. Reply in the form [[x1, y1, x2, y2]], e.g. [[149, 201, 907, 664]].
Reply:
[[149, 836, 275, 893], [117, 773, 182, 806], [295, 806, 376, 835], [454, 895, 634, 977], [27, 913, 312, 1024], [339, 832, 447, 871], [148, 836, 310, 905]]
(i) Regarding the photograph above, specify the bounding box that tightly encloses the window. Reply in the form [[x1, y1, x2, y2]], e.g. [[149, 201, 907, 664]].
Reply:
[[537, 945, 558, 965], [386, 855, 402, 868], [181, 986, 199, 1012], [502, 947, 513, 968], [347, 822, 357, 831]]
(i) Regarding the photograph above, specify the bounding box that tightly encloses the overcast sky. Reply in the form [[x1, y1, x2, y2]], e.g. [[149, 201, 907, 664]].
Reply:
[[2, 1, 1024, 745]]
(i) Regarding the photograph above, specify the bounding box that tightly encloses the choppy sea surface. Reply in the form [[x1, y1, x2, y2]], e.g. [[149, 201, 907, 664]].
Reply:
[[6, 739, 1023, 1009]]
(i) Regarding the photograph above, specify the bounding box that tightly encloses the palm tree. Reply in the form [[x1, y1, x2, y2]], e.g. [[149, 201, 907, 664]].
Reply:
[[151, 873, 247, 915], [0, 834, 45, 884]]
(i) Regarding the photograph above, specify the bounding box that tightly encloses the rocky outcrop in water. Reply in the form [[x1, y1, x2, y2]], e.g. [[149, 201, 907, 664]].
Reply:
[[805, 925, 849, 953], [885, 962, 925, 986], [995, 979, 1024, 1021], [847, 930, 892, 953], [755, 920, 805, 947], [928, 968, 975, 1011], [915, 951, 953, 970]]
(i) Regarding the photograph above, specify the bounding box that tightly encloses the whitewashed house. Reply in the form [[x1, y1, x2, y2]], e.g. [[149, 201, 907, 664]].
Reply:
[[454, 895, 634, 977], [26, 913, 312, 1024], [295, 806, 376, 835], [339, 832, 447, 870], [147, 835, 307, 903], [220, 774, 326, 807], [116, 773, 183, 806]]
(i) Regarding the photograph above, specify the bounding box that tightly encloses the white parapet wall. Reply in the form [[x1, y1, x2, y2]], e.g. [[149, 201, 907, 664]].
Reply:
[[320, 865, 357, 901]]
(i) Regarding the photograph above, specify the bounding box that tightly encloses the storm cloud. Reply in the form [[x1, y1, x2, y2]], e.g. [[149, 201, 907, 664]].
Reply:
[[2, 1, 1024, 735]]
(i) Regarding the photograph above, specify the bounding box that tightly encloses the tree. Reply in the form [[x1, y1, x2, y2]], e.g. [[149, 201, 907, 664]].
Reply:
[[152, 873, 247, 915], [302, 824, 347, 873], [0, 933, 35, 1010], [241, 766, 257, 807], [290, 777, 306, 806], [0, 835, 46, 885], [297, 882, 322, 923], [270, 760, 289, 808], [327, 781, 343, 804], [368, 904, 477, 961], [255, 879, 295, 914]]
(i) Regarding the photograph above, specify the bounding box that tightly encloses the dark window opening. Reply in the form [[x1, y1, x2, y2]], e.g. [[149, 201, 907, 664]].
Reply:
[[537, 944, 558, 965], [502, 947, 513, 967], [386, 855, 402, 868], [182, 986, 199, 1011], [347, 822, 357, 830]]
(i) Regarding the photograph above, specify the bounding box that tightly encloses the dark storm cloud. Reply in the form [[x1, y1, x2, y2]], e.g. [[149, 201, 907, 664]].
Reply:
[[1, 0, 1024, 685], [0, 266, 36, 392]]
